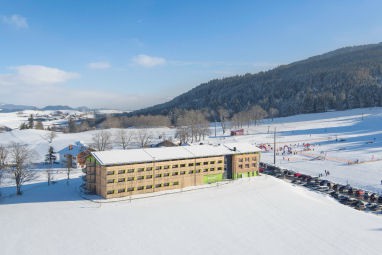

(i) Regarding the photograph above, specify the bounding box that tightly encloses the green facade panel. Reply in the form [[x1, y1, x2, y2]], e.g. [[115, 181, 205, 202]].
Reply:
[[203, 173, 223, 184]]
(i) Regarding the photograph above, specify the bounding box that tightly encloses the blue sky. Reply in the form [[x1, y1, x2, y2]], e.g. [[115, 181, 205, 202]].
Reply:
[[1, 0, 382, 110]]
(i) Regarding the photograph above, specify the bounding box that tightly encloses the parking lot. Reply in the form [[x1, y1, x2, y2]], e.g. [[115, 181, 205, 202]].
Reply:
[[260, 162, 382, 214]]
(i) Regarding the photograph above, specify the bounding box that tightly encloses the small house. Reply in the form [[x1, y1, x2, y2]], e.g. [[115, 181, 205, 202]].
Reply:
[[231, 129, 244, 136], [58, 141, 87, 167]]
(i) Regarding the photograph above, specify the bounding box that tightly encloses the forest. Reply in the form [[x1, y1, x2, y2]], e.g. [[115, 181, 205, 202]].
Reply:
[[131, 43, 382, 119]]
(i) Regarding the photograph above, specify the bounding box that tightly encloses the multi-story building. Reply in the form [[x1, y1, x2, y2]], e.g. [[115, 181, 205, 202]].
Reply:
[[85, 143, 261, 199]]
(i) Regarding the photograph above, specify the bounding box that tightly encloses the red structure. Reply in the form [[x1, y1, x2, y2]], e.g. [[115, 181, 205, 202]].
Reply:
[[231, 129, 244, 136]]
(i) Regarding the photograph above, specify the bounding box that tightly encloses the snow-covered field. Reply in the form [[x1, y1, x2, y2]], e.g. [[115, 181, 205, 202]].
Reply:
[[2, 107, 382, 255], [1, 174, 382, 255]]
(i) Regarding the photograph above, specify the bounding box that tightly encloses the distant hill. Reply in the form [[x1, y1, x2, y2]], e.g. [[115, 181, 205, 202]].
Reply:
[[0, 104, 91, 113], [133, 42, 382, 117]]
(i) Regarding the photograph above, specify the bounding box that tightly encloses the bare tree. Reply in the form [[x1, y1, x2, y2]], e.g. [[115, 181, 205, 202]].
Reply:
[[248, 105, 268, 126], [268, 107, 279, 121], [91, 131, 113, 151], [135, 129, 153, 148], [0, 145, 8, 190], [218, 107, 229, 134], [42, 131, 57, 144], [8, 143, 36, 195], [115, 129, 133, 149]]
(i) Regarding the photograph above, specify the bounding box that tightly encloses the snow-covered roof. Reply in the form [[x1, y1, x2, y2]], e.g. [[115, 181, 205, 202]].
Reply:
[[91, 143, 261, 166]]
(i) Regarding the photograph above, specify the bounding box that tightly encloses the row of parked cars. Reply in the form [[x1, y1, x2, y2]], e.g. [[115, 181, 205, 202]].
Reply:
[[259, 163, 382, 213]]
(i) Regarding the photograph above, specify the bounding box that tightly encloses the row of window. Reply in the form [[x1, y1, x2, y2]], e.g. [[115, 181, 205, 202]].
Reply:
[[238, 157, 258, 162], [107, 182, 180, 194], [107, 160, 224, 175], [238, 163, 257, 169], [107, 167, 224, 184]]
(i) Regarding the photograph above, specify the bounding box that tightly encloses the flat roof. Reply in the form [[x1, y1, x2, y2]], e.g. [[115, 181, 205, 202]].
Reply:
[[91, 143, 260, 166]]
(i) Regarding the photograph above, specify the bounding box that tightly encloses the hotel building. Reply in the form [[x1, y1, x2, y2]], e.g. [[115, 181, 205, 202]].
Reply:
[[85, 143, 261, 199]]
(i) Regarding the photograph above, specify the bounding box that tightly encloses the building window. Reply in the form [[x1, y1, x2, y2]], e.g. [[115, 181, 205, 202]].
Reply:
[[155, 166, 162, 170], [180, 171, 186, 175], [107, 171, 114, 175], [164, 183, 170, 187], [137, 168, 144, 172], [118, 178, 125, 183], [180, 164, 186, 168], [118, 188, 125, 193], [188, 163, 194, 167], [196, 169, 201, 173], [155, 184, 162, 188], [127, 187, 134, 192], [137, 176, 144, 180], [118, 170, 125, 174], [137, 186, 144, 190], [146, 175, 153, 179], [238, 164, 243, 169], [155, 174, 162, 178], [251, 163, 256, 167], [127, 169, 134, 173], [172, 164, 178, 168], [252, 157, 257, 161], [196, 162, 201, 166], [164, 173, 170, 177], [146, 185, 153, 189], [172, 172, 179, 176], [203, 168, 208, 172], [245, 164, 250, 168], [210, 168, 215, 171], [107, 179, 114, 184], [218, 160, 223, 164], [188, 170, 194, 174], [238, 159, 243, 162], [164, 165, 170, 169], [210, 161, 215, 164], [127, 177, 134, 181], [173, 181, 179, 185], [146, 167, 153, 171], [107, 190, 114, 195], [203, 162, 208, 165], [217, 167, 222, 171]]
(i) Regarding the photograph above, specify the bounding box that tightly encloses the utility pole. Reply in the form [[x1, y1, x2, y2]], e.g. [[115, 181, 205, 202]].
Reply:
[[273, 127, 276, 165]]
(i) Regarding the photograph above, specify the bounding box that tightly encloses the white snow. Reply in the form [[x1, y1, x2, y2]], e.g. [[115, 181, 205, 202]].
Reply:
[[1, 174, 382, 255], [2, 107, 382, 254]]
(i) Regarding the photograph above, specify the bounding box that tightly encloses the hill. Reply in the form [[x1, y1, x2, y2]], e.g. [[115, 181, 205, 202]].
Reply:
[[133, 43, 382, 117]]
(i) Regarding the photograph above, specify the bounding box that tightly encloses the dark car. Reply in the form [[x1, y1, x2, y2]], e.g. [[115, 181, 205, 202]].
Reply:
[[330, 191, 339, 199], [339, 185, 350, 193], [351, 200, 366, 210], [378, 196, 382, 204], [370, 193, 379, 202]]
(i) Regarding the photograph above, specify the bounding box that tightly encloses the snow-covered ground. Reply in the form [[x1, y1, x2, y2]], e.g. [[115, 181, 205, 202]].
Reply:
[[1, 174, 382, 255], [2, 107, 382, 254]]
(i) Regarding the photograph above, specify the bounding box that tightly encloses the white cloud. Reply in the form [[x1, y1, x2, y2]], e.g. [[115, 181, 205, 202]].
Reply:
[[1, 14, 28, 29], [132, 54, 166, 67], [0, 65, 79, 86], [88, 61, 111, 70]]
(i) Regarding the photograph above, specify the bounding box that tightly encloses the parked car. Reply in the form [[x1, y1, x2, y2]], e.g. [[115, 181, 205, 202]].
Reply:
[[378, 196, 382, 204], [332, 184, 339, 191], [351, 200, 366, 210], [366, 203, 381, 211], [370, 193, 379, 202], [320, 180, 329, 186], [354, 189, 365, 198], [330, 191, 339, 199], [339, 185, 350, 193]]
